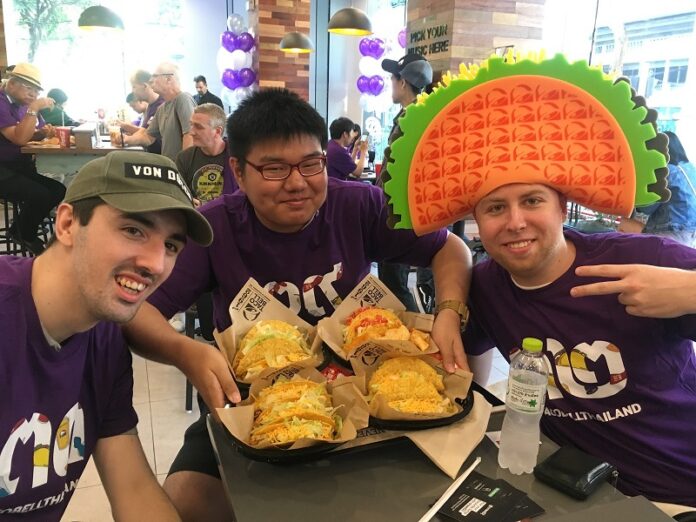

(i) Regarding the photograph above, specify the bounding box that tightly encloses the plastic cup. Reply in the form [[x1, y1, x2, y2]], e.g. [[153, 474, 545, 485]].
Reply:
[[56, 127, 71, 148], [375, 163, 382, 177]]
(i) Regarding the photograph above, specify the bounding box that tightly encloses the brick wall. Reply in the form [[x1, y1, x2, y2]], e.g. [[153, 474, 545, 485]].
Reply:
[[248, 0, 310, 100], [407, 0, 546, 76]]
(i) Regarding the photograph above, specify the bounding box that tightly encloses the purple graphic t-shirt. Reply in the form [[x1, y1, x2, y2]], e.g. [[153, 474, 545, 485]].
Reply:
[[0, 91, 45, 161], [149, 177, 448, 328], [465, 228, 696, 506], [0, 257, 138, 520]]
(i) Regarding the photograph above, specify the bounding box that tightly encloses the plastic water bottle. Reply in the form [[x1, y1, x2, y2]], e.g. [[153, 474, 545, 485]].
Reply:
[[498, 337, 548, 474]]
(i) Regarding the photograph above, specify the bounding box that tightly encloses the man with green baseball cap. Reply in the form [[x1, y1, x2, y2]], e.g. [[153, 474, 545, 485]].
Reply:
[[0, 150, 210, 520]]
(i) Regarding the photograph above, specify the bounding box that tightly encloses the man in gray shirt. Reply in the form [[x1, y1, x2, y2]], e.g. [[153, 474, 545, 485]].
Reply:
[[123, 62, 195, 161]]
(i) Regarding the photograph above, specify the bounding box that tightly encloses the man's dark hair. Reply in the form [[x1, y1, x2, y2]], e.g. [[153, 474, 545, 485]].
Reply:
[[131, 69, 152, 85], [194, 75, 207, 85], [396, 74, 423, 96], [126, 92, 136, 103], [226, 88, 328, 166], [329, 117, 354, 140], [664, 131, 689, 165], [45, 197, 104, 249]]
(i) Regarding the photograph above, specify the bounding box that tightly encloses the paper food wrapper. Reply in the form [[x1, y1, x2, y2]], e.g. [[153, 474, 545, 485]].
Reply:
[[351, 348, 473, 421], [316, 274, 438, 360], [330, 391, 492, 479], [216, 366, 368, 450], [213, 278, 324, 384]]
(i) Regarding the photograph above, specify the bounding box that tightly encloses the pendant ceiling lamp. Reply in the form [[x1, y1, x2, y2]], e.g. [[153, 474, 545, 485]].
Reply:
[[328, 7, 372, 36], [78, 5, 124, 30], [279, 32, 315, 53]]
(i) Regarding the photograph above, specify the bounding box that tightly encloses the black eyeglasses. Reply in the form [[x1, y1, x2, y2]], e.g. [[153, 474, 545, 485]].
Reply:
[[244, 156, 327, 180]]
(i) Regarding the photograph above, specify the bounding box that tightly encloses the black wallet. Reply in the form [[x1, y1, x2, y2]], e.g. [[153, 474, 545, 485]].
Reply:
[[533, 446, 617, 500]]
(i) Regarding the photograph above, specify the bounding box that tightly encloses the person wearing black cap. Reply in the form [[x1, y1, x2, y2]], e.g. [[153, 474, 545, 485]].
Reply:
[[378, 53, 435, 312], [0, 150, 211, 521]]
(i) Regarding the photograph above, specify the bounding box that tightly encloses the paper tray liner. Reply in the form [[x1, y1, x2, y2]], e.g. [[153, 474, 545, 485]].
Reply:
[[317, 274, 439, 360], [350, 347, 473, 421], [215, 278, 325, 385], [216, 366, 369, 450]]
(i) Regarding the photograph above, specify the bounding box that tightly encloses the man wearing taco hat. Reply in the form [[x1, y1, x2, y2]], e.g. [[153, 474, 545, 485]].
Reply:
[[0, 150, 212, 520], [384, 52, 696, 507], [0, 62, 66, 255], [378, 53, 436, 313]]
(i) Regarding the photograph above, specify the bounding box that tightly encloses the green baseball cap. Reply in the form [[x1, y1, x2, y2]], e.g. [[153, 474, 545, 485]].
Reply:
[[64, 151, 213, 246]]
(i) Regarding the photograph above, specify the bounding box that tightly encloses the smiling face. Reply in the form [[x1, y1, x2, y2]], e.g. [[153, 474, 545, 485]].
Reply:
[[231, 134, 328, 233], [474, 183, 575, 286], [69, 204, 187, 324]]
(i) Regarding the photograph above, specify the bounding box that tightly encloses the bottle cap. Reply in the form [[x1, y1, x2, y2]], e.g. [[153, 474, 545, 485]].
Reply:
[[522, 337, 543, 352]]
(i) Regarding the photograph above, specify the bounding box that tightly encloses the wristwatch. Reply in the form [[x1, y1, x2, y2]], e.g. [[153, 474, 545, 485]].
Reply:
[[26, 109, 38, 117], [435, 299, 469, 328]]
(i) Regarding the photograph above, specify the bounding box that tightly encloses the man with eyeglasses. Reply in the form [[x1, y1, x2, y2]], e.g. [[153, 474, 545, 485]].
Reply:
[[125, 69, 165, 155], [122, 88, 473, 521], [0, 62, 66, 255], [122, 62, 196, 161]]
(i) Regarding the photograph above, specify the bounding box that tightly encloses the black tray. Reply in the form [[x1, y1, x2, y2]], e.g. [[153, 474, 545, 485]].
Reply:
[[234, 343, 333, 400], [224, 428, 342, 464], [368, 387, 475, 431]]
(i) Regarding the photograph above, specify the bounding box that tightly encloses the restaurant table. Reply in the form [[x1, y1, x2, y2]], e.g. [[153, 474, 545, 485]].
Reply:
[[21, 138, 143, 181], [207, 405, 630, 522]]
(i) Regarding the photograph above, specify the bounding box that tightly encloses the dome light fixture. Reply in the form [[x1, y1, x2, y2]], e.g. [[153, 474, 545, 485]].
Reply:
[[279, 32, 315, 53], [328, 7, 372, 36], [78, 5, 124, 30]]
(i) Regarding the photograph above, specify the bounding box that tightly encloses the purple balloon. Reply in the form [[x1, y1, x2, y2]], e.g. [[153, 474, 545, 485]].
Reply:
[[356, 75, 370, 93], [221, 31, 237, 52], [359, 38, 371, 57], [368, 75, 384, 96], [237, 32, 254, 53], [368, 38, 385, 59], [238, 68, 256, 88], [398, 29, 407, 48], [221, 69, 240, 90]]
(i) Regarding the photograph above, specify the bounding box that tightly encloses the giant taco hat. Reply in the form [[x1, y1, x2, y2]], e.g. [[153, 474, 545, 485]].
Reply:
[[383, 51, 670, 235]]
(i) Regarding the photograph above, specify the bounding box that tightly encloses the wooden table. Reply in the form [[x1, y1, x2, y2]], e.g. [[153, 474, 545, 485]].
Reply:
[[21, 140, 143, 183]]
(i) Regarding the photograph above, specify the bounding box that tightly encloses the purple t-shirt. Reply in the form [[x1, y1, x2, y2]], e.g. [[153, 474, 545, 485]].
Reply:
[[0, 91, 45, 162], [149, 177, 448, 328], [142, 96, 164, 155], [0, 257, 138, 520], [465, 228, 696, 506], [326, 140, 357, 181]]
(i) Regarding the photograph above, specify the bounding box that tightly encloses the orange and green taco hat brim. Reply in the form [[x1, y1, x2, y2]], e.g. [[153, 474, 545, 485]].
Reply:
[[384, 52, 669, 235]]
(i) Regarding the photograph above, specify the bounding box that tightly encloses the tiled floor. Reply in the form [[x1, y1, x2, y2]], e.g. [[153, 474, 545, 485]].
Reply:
[[61, 349, 509, 520]]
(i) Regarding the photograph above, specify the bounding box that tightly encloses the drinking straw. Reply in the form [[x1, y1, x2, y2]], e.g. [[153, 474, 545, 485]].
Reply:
[[120, 128, 125, 148]]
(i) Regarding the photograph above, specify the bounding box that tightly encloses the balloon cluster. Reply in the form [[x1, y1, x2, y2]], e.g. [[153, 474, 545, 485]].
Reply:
[[356, 28, 407, 115], [217, 14, 256, 110]]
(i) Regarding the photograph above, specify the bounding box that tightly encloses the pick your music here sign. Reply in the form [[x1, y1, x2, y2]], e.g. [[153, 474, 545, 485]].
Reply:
[[406, 14, 452, 59]]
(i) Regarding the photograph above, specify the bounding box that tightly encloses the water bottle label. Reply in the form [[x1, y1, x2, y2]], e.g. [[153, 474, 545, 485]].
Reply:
[[506, 380, 545, 413]]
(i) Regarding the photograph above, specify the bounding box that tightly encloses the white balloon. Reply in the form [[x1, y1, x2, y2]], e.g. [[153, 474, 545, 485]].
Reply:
[[227, 14, 245, 34], [359, 56, 381, 77], [230, 49, 251, 69], [359, 93, 377, 113], [216, 47, 236, 73], [220, 87, 237, 108]]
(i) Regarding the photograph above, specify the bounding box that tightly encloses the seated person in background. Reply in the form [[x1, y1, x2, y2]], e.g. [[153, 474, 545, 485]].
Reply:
[[193, 75, 224, 109], [175, 103, 237, 206], [123, 87, 472, 522], [385, 53, 696, 506], [118, 92, 148, 135], [326, 116, 367, 180], [0, 62, 65, 255], [619, 130, 696, 248], [0, 150, 213, 521], [39, 88, 78, 126]]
